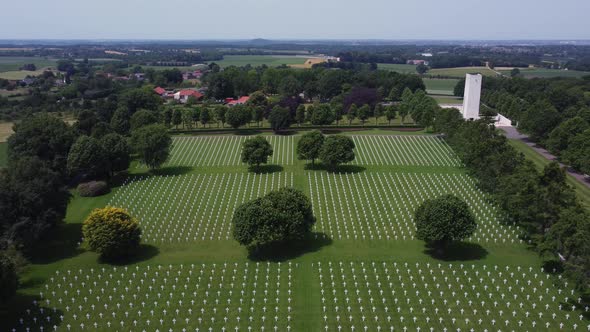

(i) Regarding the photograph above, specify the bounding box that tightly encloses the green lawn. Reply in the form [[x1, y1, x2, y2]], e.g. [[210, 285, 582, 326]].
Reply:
[[428, 66, 499, 78], [376, 63, 417, 73], [432, 95, 463, 105], [508, 139, 590, 209], [0, 56, 58, 72], [423, 78, 459, 95], [3, 132, 587, 331], [499, 68, 590, 79], [211, 55, 310, 68]]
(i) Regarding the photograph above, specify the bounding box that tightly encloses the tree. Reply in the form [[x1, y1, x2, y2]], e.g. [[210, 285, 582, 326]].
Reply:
[[7, 113, 75, 175], [130, 109, 159, 131], [268, 106, 291, 132], [416, 63, 428, 74], [333, 104, 343, 125], [358, 104, 370, 125], [297, 130, 324, 165], [226, 105, 251, 129], [241, 136, 273, 170], [519, 100, 561, 141], [110, 107, 131, 135], [172, 108, 182, 129], [347, 104, 357, 125], [385, 105, 397, 125], [130, 124, 171, 169], [295, 104, 306, 126], [415, 194, 476, 254], [163, 108, 173, 128], [310, 104, 335, 126], [200, 107, 211, 128], [67, 136, 110, 179], [0, 157, 70, 249], [278, 75, 301, 97], [232, 187, 315, 250], [100, 133, 130, 174], [562, 129, 590, 174], [374, 104, 383, 125], [319, 135, 355, 170], [546, 116, 589, 155], [0, 252, 17, 302], [75, 109, 99, 135], [510, 68, 521, 77], [247, 91, 268, 108], [214, 105, 227, 128], [82, 207, 141, 260]]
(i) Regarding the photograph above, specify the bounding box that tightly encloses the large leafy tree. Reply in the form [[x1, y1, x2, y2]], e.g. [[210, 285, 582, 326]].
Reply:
[[130, 109, 159, 131], [295, 104, 306, 126], [130, 124, 171, 169], [415, 194, 476, 253], [110, 107, 131, 135], [82, 207, 141, 260], [268, 106, 291, 132], [319, 135, 355, 170], [296, 130, 324, 165], [232, 187, 315, 250], [7, 113, 75, 175], [562, 129, 590, 175], [100, 133, 131, 174], [67, 136, 110, 179], [546, 116, 589, 155], [241, 136, 273, 171], [0, 157, 70, 249], [118, 87, 162, 114], [310, 104, 335, 126], [519, 100, 561, 142]]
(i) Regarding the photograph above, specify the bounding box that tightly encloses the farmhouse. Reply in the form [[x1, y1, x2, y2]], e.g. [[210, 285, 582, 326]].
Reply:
[[407, 59, 430, 66], [173, 89, 204, 103], [153, 86, 166, 96], [227, 96, 250, 107]]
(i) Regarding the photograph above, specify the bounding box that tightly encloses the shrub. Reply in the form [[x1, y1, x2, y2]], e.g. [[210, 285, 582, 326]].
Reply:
[[82, 207, 141, 259], [77, 181, 110, 197]]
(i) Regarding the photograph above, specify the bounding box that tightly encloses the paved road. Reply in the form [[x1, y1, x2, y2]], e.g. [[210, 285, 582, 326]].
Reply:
[[499, 126, 590, 188]]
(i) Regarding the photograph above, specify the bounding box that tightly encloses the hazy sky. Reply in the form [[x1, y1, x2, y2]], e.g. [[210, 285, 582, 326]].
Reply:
[[1, 0, 589, 40]]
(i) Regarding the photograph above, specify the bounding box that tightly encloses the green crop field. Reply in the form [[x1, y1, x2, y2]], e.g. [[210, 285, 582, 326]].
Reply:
[[5, 132, 589, 331], [423, 78, 459, 95], [376, 63, 417, 73], [211, 55, 310, 68], [428, 67, 499, 78], [499, 68, 590, 79], [0, 56, 58, 72]]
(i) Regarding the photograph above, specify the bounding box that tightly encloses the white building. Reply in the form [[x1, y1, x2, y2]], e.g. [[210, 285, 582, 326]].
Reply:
[[462, 74, 482, 120]]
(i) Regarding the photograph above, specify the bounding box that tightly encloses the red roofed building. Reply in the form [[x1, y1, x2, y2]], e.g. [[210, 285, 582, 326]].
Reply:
[[227, 96, 250, 107], [174, 89, 204, 103], [154, 87, 166, 96]]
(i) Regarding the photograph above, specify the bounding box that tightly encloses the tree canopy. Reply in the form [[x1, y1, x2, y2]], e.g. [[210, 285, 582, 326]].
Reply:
[[319, 135, 355, 170], [82, 207, 141, 260], [241, 136, 273, 171], [296, 130, 325, 165], [232, 187, 315, 250], [130, 124, 171, 169]]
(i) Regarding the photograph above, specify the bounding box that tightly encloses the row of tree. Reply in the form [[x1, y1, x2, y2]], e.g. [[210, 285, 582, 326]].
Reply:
[[434, 108, 590, 300]]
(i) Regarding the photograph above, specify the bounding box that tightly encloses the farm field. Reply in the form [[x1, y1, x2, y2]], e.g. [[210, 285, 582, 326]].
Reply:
[[423, 78, 459, 95], [0, 56, 58, 72], [499, 68, 590, 78], [211, 55, 313, 68], [428, 66, 498, 78], [6, 132, 589, 331], [376, 63, 417, 73]]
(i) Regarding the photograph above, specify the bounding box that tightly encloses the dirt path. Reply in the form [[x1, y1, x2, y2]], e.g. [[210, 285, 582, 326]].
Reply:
[[499, 126, 590, 188]]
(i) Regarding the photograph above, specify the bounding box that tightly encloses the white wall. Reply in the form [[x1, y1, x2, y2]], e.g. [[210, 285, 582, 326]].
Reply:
[[462, 74, 482, 120]]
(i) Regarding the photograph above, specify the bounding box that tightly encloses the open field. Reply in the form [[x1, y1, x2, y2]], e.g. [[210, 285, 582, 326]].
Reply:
[[5, 132, 589, 331], [0, 56, 58, 72], [376, 63, 417, 73], [499, 68, 590, 79], [0, 68, 55, 80], [423, 78, 459, 95], [428, 67, 499, 78], [211, 55, 312, 68]]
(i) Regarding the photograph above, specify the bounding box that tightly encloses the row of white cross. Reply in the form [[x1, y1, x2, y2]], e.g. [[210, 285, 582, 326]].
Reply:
[[109, 173, 294, 243]]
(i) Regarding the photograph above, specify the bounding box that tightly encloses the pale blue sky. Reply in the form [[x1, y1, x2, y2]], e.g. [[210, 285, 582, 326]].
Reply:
[[1, 0, 589, 40]]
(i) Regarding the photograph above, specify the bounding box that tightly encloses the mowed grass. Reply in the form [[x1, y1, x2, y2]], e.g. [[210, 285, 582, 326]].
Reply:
[[423, 78, 459, 95], [0, 56, 58, 72], [428, 66, 498, 78], [211, 55, 309, 68], [4, 132, 589, 331], [376, 63, 417, 73]]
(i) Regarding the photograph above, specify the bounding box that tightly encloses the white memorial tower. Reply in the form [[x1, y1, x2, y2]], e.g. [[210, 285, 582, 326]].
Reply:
[[462, 73, 482, 120]]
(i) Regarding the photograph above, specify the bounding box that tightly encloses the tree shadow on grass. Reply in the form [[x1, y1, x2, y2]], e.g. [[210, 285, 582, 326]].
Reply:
[[0, 293, 64, 331], [423, 241, 488, 261], [100, 244, 160, 266], [304, 163, 366, 174], [28, 223, 84, 264], [248, 232, 332, 262], [234, 129, 264, 136], [250, 164, 284, 174]]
